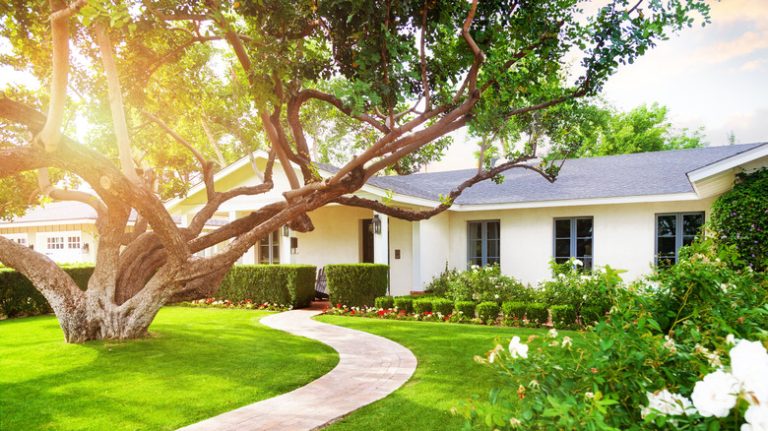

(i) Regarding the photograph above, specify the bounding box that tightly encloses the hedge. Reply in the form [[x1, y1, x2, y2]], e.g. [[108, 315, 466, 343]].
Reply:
[[477, 301, 500, 323], [551, 305, 577, 328], [218, 264, 316, 308], [502, 301, 526, 320], [374, 296, 395, 309], [526, 303, 549, 325], [393, 296, 414, 313], [413, 298, 433, 314], [431, 298, 454, 316], [326, 264, 388, 307], [0, 265, 93, 318], [454, 301, 476, 318]]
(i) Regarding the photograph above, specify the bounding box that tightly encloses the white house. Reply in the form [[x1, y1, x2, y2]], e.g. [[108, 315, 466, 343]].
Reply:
[[5, 142, 767, 296], [167, 142, 768, 296]]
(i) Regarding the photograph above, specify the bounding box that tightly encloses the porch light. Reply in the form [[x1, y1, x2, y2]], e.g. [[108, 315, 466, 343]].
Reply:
[[282, 225, 290, 237], [372, 214, 382, 234]]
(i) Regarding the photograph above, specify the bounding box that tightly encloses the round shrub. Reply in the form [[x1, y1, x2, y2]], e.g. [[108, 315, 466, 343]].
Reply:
[[374, 296, 394, 309], [550, 304, 577, 327], [393, 296, 413, 313], [476, 301, 500, 324], [454, 301, 476, 318], [501, 301, 526, 320], [580, 305, 603, 324], [525, 303, 549, 324], [431, 298, 454, 316], [445, 265, 534, 303], [711, 167, 768, 271], [413, 298, 433, 314]]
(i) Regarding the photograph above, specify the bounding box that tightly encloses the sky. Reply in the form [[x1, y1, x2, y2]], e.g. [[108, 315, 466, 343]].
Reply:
[[431, 0, 768, 171]]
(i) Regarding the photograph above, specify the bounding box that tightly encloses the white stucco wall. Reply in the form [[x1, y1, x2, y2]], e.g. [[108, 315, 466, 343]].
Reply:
[[413, 212, 451, 290], [444, 198, 717, 287], [291, 205, 373, 268], [388, 217, 413, 296]]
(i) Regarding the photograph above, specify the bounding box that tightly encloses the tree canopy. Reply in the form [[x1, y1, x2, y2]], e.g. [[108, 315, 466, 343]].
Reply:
[[0, 0, 710, 342]]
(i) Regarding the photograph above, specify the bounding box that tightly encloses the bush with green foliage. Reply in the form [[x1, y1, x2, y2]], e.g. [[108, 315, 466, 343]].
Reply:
[[463, 235, 768, 430], [413, 298, 433, 314], [454, 301, 476, 318], [525, 303, 549, 325], [580, 305, 604, 324], [431, 298, 454, 316], [550, 305, 576, 328], [218, 265, 316, 308], [476, 301, 500, 324], [374, 296, 394, 309], [711, 168, 768, 271], [540, 258, 622, 317], [446, 265, 535, 304], [501, 301, 526, 320], [424, 266, 459, 297], [393, 296, 414, 313], [326, 264, 388, 307], [0, 265, 93, 318]]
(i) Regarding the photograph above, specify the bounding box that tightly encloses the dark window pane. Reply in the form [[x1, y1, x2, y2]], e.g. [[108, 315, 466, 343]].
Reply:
[[487, 221, 500, 240], [658, 237, 676, 256], [576, 238, 593, 257], [682, 235, 696, 247], [576, 219, 593, 238], [555, 239, 571, 258], [657, 215, 676, 237], [555, 257, 569, 265], [468, 223, 482, 241], [469, 257, 482, 266], [487, 256, 500, 265], [487, 239, 500, 259], [683, 213, 704, 236], [555, 219, 571, 238], [470, 240, 483, 259]]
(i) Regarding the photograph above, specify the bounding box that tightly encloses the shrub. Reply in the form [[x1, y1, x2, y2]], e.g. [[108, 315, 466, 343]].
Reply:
[[550, 305, 576, 327], [374, 296, 394, 309], [413, 298, 433, 314], [501, 301, 526, 320], [525, 303, 549, 325], [454, 301, 476, 318], [476, 301, 500, 324], [424, 265, 459, 297], [393, 296, 413, 313], [0, 265, 93, 318], [579, 305, 603, 324], [539, 259, 622, 316], [218, 265, 316, 308], [445, 264, 534, 304], [711, 167, 768, 271], [431, 298, 454, 316], [326, 264, 388, 307]]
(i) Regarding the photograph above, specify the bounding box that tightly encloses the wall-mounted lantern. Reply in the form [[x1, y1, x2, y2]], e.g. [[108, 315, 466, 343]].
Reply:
[[282, 225, 290, 237], [82, 243, 90, 254], [372, 214, 382, 234]]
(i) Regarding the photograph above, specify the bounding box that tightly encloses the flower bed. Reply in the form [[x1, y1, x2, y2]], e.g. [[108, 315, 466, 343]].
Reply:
[[178, 298, 292, 312]]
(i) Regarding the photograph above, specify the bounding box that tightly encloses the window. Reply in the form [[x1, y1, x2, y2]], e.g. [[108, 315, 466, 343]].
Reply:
[[67, 236, 81, 249], [656, 212, 705, 266], [553, 217, 593, 270], [467, 220, 500, 267], [258, 230, 280, 264], [47, 237, 64, 250]]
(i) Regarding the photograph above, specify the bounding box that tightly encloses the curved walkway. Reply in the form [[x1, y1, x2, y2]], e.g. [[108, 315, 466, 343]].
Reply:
[[178, 309, 417, 431]]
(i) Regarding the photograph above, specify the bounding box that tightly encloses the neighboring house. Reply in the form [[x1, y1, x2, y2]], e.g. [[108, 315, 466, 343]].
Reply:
[[4, 143, 766, 295], [167, 142, 768, 296]]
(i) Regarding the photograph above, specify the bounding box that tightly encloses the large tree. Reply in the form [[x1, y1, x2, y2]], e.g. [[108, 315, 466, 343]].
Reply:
[[0, 0, 709, 342]]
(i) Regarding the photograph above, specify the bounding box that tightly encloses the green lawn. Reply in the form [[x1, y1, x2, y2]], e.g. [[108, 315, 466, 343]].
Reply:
[[0, 307, 338, 431], [315, 315, 567, 430]]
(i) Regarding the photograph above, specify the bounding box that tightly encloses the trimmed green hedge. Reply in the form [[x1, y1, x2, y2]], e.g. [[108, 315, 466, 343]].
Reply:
[[218, 264, 316, 308], [394, 296, 413, 313], [502, 301, 526, 320], [431, 298, 454, 316], [477, 301, 500, 324], [551, 304, 577, 327], [454, 301, 476, 318], [374, 296, 395, 309], [326, 264, 388, 307], [526, 303, 549, 324], [0, 266, 93, 318], [413, 298, 433, 314]]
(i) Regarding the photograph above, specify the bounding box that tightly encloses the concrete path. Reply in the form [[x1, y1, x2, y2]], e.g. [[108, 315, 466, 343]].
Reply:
[[178, 309, 417, 431]]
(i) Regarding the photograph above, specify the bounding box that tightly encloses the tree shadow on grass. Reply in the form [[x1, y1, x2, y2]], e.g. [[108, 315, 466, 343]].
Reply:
[[0, 308, 338, 431]]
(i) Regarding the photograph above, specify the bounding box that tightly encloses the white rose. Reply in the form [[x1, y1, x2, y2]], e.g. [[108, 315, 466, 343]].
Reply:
[[547, 328, 559, 339], [561, 336, 573, 349], [691, 370, 740, 417], [573, 259, 583, 267], [641, 389, 696, 418], [508, 336, 529, 359], [730, 340, 768, 405], [742, 404, 768, 431]]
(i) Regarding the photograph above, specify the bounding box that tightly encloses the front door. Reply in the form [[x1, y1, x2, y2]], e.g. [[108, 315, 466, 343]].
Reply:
[[362, 219, 374, 263]]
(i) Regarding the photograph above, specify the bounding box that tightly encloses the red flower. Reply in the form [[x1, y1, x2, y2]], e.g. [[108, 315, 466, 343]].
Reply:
[[350, 310, 356, 315], [336, 303, 342, 308], [377, 309, 386, 316]]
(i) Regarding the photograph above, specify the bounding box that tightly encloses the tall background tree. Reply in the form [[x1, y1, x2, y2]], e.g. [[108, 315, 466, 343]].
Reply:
[[0, 0, 709, 342]]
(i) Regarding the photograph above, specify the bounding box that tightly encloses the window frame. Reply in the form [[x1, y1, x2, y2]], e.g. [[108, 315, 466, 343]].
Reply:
[[552, 216, 594, 269], [466, 220, 501, 268], [655, 211, 705, 265], [258, 230, 281, 265]]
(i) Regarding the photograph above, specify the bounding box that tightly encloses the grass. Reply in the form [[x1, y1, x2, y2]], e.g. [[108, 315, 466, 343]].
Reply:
[[315, 315, 574, 430], [0, 307, 338, 431]]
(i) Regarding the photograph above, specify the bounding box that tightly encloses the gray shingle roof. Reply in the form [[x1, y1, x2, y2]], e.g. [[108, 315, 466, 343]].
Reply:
[[366, 143, 767, 205]]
